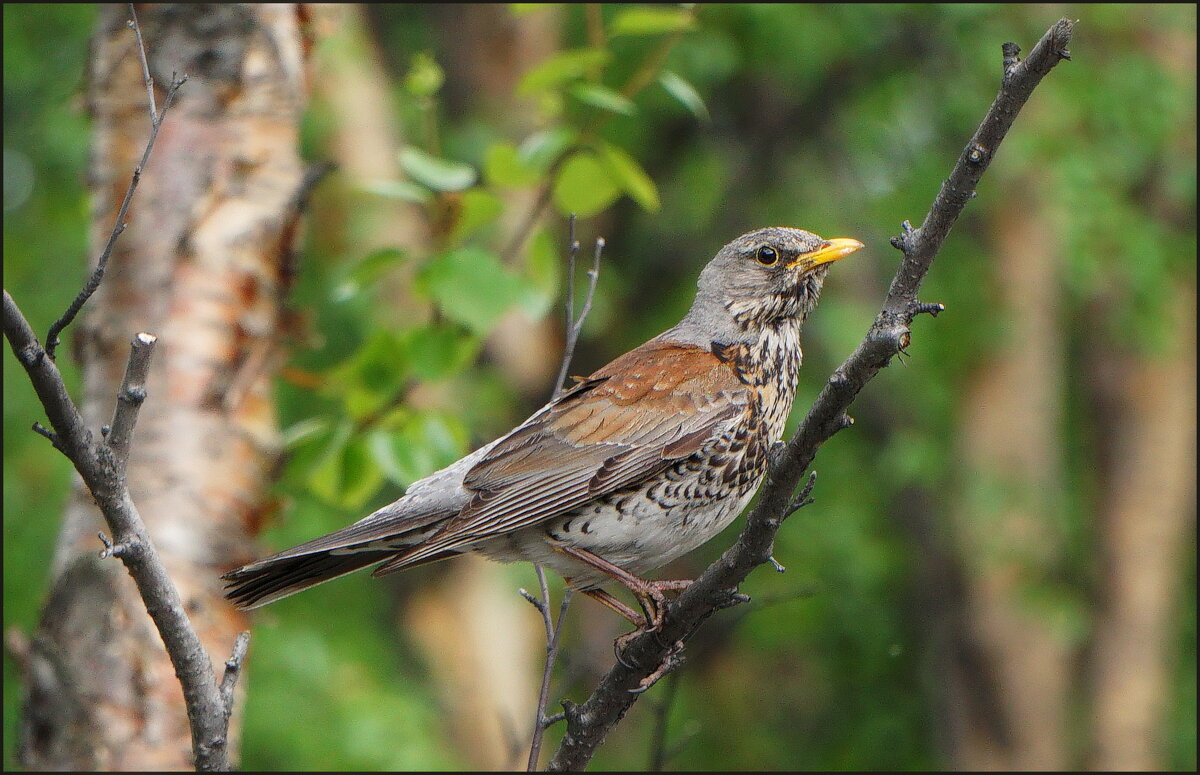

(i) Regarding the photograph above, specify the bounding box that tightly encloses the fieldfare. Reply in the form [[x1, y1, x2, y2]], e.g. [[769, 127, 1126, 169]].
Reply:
[[224, 227, 862, 636]]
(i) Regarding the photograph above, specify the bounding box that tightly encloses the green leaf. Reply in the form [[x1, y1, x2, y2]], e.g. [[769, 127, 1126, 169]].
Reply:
[[325, 330, 409, 416], [485, 142, 540, 187], [403, 52, 444, 98], [552, 151, 621, 217], [598, 143, 661, 212], [518, 127, 578, 171], [398, 147, 477, 192], [517, 48, 610, 96], [397, 323, 480, 382], [417, 246, 530, 334], [658, 70, 710, 122], [449, 189, 504, 246], [369, 411, 469, 488], [332, 248, 407, 302], [359, 179, 432, 204], [610, 6, 695, 36], [520, 227, 562, 319], [569, 83, 637, 116], [307, 422, 385, 509]]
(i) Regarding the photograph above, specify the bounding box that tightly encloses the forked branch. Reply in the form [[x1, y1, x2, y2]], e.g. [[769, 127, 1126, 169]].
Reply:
[[547, 18, 1076, 771], [3, 6, 247, 770]]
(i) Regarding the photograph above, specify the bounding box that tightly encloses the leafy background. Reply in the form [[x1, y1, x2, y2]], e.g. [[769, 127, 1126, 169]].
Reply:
[[4, 4, 1194, 770]]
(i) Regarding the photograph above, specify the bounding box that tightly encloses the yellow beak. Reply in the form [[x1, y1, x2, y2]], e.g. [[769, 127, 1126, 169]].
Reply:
[[788, 237, 864, 269]]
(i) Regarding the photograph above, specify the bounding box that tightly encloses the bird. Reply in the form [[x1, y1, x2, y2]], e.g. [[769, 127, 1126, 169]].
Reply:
[[223, 227, 862, 637]]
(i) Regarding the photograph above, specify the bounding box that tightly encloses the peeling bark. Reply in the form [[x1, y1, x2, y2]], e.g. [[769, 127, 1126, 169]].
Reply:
[[18, 5, 309, 769]]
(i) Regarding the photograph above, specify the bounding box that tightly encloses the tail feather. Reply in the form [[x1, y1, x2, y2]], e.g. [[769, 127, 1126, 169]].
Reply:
[[223, 502, 460, 609], [223, 550, 394, 609]]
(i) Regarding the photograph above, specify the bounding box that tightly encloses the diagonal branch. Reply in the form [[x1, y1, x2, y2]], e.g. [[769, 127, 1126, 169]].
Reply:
[[3, 297, 241, 771], [4, 6, 248, 770], [44, 4, 187, 359], [546, 18, 1076, 771]]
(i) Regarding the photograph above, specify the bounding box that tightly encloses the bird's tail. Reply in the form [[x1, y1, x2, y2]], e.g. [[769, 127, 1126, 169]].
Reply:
[[222, 501, 461, 608], [222, 548, 395, 610]]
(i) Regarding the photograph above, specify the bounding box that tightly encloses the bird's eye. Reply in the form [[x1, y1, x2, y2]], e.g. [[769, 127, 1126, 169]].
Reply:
[[755, 245, 779, 266]]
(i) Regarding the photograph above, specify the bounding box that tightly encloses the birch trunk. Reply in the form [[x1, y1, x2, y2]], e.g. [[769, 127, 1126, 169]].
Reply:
[[18, 5, 308, 769]]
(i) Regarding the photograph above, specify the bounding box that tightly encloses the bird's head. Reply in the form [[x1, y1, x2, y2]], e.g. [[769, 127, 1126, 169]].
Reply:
[[675, 227, 863, 343]]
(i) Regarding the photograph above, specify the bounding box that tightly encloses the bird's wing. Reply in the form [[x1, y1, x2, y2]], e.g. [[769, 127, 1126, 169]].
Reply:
[[376, 339, 752, 571]]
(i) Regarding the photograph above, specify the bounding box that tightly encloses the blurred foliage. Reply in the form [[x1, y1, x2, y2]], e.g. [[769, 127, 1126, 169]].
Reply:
[[3, 3, 96, 769], [4, 3, 1195, 771]]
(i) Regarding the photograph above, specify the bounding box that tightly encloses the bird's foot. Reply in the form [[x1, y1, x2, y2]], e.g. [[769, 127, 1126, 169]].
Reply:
[[629, 639, 686, 694], [610, 579, 692, 666], [613, 626, 645, 667], [632, 578, 692, 630]]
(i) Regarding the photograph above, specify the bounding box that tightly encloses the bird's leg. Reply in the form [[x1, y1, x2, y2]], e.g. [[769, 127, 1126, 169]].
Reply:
[[579, 587, 647, 629], [549, 541, 692, 629], [575, 587, 646, 667], [577, 587, 677, 671], [554, 544, 694, 686]]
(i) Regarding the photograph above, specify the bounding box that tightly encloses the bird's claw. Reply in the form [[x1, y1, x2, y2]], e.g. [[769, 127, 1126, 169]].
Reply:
[[613, 626, 644, 667], [629, 639, 686, 694]]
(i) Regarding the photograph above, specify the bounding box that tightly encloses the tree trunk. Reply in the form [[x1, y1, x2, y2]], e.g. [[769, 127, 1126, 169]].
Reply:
[[1088, 284, 1196, 769], [18, 5, 309, 769], [946, 186, 1073, 770]]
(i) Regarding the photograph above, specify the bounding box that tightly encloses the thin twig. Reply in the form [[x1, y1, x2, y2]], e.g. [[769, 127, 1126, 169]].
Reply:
[[526, 565, 573, 771], [617, 6, 696, 101], [31, 421, 63, 452], [523, 217, 609, 769], [553, 231, 604, 399], [127, 3, 157, 123], [44, 7, 188, 360], [585, 4, 606, 80], [499, 162, 561, 266], [560, 214, 580, 394], [546, 18, 1076, 771]]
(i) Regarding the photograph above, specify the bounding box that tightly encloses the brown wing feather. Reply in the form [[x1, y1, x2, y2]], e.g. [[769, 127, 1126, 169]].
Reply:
[[388, 339, 751, 567]]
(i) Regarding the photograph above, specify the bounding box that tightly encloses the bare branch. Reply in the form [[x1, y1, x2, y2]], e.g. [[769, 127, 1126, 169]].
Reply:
[[519, 586, 548, 617], [127, 3, 157, 123], [546, 18, 1076, 771], [525, 566, 573, 771], [220, 632, 252, 716], [2, 9, 248, 769], [44, 13, 187, 361], [521, 216, 612, 769], [4, 291, 235, 770], [501, 173, 559, 266], [105, 332, 157, 474], [31, 421, 64, 452], [559, 214, 581, 392], [553, 223, 605, 400]]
